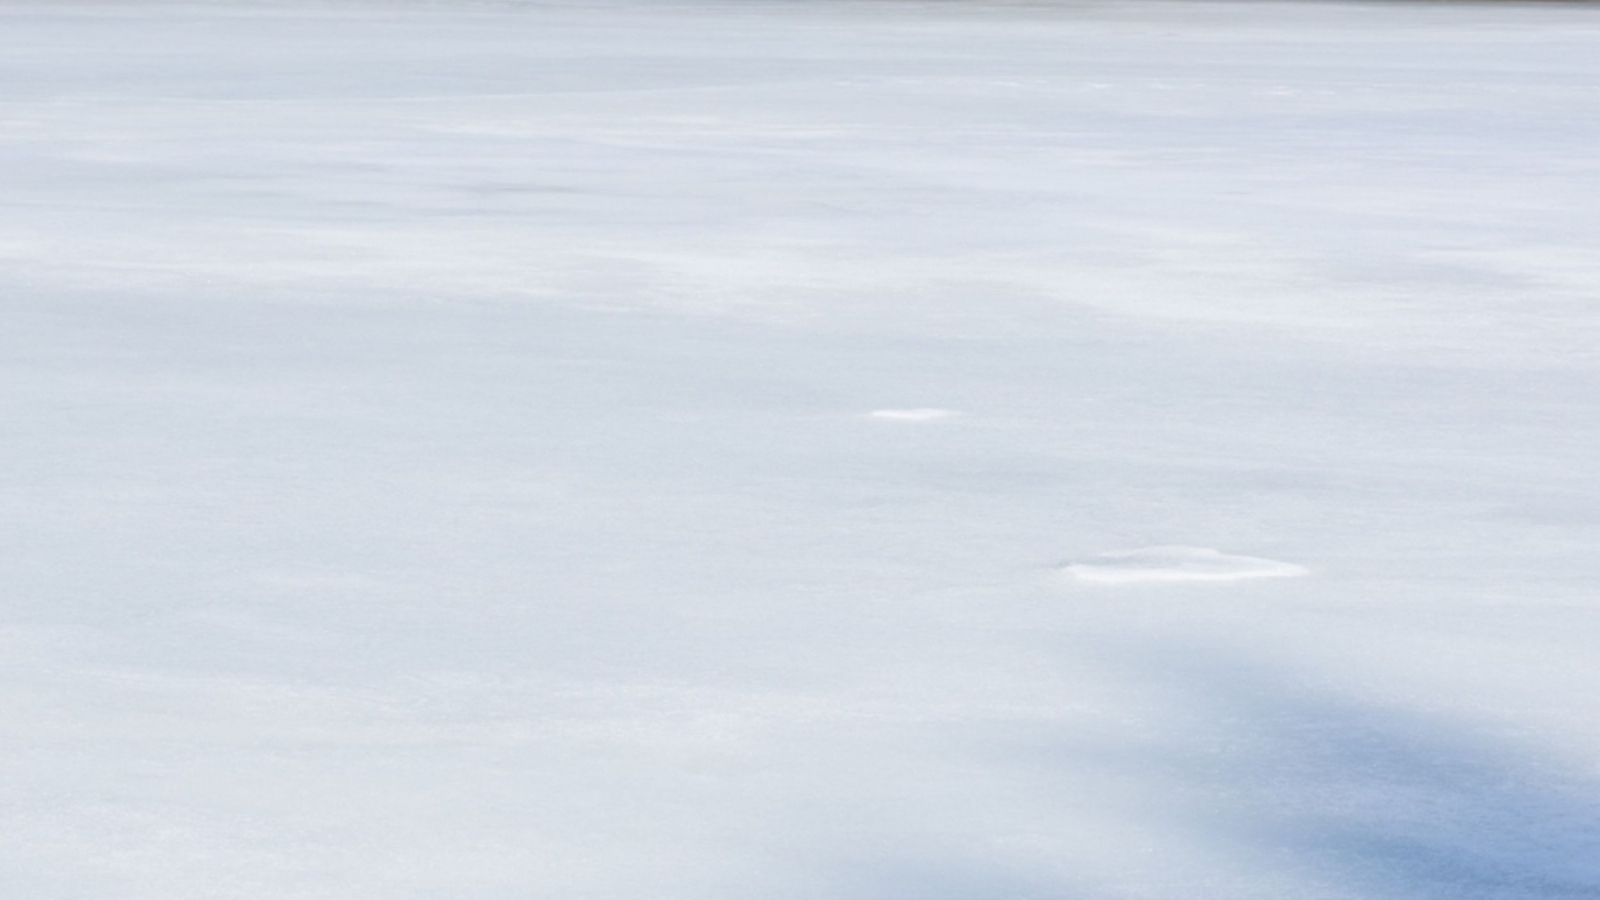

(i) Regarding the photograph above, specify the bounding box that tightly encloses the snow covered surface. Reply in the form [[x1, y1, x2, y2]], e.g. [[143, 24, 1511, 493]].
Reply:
[[4, 1, 1600, 897], [1063, 546, 1309, 584]]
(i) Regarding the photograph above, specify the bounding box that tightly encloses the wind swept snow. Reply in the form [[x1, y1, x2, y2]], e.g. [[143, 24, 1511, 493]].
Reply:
[[4, 1, 1600, 899]]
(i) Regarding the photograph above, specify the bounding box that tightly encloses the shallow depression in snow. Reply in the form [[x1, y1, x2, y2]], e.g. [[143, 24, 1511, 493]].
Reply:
[[1062, 546, 1309, 585]]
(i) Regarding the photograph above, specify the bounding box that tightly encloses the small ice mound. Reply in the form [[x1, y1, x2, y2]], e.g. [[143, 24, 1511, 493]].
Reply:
[[868, 408, 956, 421], [1062, 546, 1307, 585]]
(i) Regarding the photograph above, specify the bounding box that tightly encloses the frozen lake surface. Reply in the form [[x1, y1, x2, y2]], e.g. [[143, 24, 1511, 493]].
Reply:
[[3, 1, 1600, 897]]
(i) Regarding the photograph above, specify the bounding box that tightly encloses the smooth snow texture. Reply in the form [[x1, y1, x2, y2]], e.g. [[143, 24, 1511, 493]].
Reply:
[[1064, 546, 1309, 584], [4, 2, 1600, 899]]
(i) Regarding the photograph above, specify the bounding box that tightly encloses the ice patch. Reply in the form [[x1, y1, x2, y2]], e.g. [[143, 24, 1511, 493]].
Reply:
[[868, 408, 956, 421], [1062, 546, 1308, 585]]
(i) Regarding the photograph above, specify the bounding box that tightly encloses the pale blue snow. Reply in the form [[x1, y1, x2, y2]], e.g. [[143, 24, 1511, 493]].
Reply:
[[3, 1, 1599, 898]]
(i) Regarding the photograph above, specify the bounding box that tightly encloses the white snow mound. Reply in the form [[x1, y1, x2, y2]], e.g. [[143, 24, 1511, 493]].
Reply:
[[868, 408, 956, 421], [1062, 546, 1308, 585]]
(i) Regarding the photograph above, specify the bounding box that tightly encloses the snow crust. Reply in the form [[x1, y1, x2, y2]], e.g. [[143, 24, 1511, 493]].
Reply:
[[1064, 546, 1308, 584], [868, 408, 958, 421], [3, 1, 1600, 898]]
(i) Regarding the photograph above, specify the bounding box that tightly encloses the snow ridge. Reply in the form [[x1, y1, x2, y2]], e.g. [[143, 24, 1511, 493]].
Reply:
[[1063, 546, 1308, 585]]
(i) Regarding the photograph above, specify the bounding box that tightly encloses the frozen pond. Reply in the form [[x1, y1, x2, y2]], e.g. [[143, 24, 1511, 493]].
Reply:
[[3, 1, 1600, 897]]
